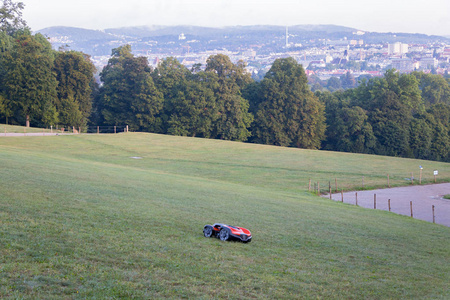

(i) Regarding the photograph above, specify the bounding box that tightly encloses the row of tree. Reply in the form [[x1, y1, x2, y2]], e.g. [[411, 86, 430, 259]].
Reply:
[[0, 0, 449, 161], [319, 70, 450, 161], [0, 31, 95, 128], [91, 46, 327, 149]]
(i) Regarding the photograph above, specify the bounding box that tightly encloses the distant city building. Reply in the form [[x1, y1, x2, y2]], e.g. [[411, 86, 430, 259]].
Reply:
[[242, 50, 257, 59], [419, 57, 438, 69], [350, 40, 364, 46], [178, 33, 186, 40], [309, 60, 326, 68], [327, 39, 350, 47], [440, 48, 450, 59], [388, 42, 409, 55], [391, 58, 414, 72]]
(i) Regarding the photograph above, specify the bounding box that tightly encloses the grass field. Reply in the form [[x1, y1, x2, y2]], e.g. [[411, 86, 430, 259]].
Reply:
[[0, 132, 449, 299], [1, 125, 55, 134]]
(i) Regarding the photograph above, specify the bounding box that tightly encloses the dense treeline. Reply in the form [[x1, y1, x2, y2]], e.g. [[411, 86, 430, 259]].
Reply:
[[0, 1, 449, 162], [0, 0, 96, 129], [319, 70, 450, 161]]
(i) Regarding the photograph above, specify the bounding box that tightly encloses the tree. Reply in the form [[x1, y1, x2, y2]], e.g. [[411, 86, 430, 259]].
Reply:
[[0, 0, 27, 35], [252, 57, 325, 149], [319, 91, 375, 153], [412, 72, 450, 106], [166, 76, 218, 138], [337, 106, 376, 153], [340, 71, 356, 89], [369, 90, 411, 157], [351, 72, 413, 157], [427, 103, 450, 130], [99, 45, 163, 131], [1, 31, 58, 127], [397, 73, 423, 113], [152, 57, 191, 101], [409, 114, 433, 159], [205, 54, 253, 141], [429, 120, 449, 161], [326, 76, 341, 92], [53, 50, 96, 128]]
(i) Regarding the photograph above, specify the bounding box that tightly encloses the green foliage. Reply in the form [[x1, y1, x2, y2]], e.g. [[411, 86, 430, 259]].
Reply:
[[429, 121, 450, 161], [0, 0, 27, 35], [166, 77, 218, 138], [409, 114, 433, 159], [320, 91, 375, 153], [205, 54, 253, 141], [327, 76, 342, 92], [99, 45, 163, 132], [152, 57, 218, 137], [252, 57, 326, 149], [53, 51, 96, 128], [412, 72, 450, 105], [0, 31, 58, 126], [319, 69, 450, 161], [340, 71, 357, 89]]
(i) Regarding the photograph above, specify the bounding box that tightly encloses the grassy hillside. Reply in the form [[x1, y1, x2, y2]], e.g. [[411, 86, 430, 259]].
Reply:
[[0, 133, 449, 299], [1, 125, 54, 134]]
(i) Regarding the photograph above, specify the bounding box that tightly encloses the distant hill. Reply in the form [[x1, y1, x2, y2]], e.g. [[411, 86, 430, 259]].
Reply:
[[103, 24, 356, 38], [37, 25, 450, 57], [38, 26, 129, 55], [39, 26, 113, 41]]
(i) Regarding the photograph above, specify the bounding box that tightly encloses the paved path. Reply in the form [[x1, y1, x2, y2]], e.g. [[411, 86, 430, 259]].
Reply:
[[327, 183, 450, 227], [1, 132, 67, 137]]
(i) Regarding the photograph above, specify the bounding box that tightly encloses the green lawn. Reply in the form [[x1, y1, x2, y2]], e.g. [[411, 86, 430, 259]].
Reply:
[[0, 132, 449, 299], [1, 124, 56, 134]]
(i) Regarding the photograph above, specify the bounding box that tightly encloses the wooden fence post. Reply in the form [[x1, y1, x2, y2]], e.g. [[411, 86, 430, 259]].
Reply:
[[432, 205, 435, 224], [374, 194, 376, 209], [308, 179, 311, 191], [114, 126, 116, 134], [410, 201, 413, 218], [317, 182, 320, 195], [329, 186, 332, 200], [355, 192, 358, 206], [388, 199, 391, 212], [341, 190, 344, 202], [97, 126, 99, 134]]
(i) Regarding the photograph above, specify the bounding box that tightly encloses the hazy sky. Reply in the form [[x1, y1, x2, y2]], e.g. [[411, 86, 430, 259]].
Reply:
[[21, 0, 450, 36]]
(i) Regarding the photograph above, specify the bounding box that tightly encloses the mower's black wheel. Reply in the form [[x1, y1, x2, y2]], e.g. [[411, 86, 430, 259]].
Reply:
[[219, 228, 230, 241], [203, 226, 213, 238]]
